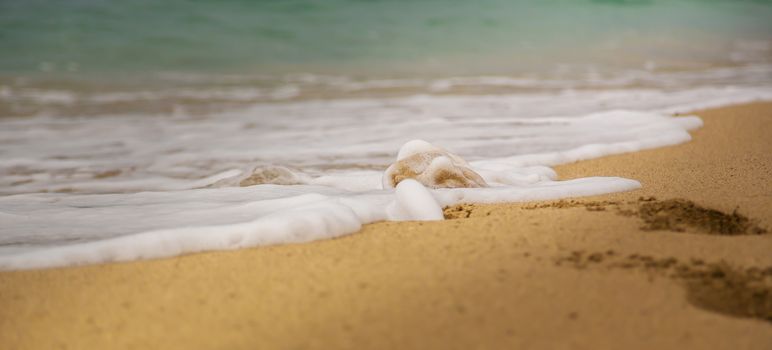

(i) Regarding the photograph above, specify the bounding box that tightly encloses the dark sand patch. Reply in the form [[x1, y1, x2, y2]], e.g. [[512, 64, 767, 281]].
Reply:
[[520, 197, 767, 235], [93, 169, 122, 179], [556, 251, 772, 323], [238, 166, 303, 186], [443, 204, 476, 219], [637, 199, 766, 235]]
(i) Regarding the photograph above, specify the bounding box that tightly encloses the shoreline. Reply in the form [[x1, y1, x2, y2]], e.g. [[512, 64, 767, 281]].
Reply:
[[1, 102, 771, 349]]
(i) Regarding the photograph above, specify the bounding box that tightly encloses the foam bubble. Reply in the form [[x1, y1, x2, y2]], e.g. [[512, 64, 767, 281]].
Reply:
[[383, 140, 488, 189], [387, 179, 444, 221]]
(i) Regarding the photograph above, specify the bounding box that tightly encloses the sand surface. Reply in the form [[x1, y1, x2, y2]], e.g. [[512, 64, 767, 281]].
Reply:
[[1, 102, 771, 349]]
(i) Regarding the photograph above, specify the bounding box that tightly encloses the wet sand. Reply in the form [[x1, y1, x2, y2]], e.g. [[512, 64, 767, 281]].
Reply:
[[1, 102, 771, 349]]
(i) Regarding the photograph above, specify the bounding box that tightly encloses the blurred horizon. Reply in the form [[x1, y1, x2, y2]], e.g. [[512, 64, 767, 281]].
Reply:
[[1, 0, 771, 118]]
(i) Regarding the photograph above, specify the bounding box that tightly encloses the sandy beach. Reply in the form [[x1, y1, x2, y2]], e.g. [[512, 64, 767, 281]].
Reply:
[[1, 102, 770, 349]]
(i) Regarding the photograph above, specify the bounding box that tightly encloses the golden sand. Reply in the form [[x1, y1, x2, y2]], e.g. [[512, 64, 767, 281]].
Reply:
[[1, 102, 771, 349]]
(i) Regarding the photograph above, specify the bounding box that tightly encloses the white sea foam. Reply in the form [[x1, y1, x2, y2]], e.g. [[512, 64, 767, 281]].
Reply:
[[387, 179, 445, 221], [0, 176, 641, 270], [2, 64, 770, 108], [0, 80, 770, 270]]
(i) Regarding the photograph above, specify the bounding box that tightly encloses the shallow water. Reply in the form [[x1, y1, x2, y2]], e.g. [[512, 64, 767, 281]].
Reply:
[[1, 85, 754, 269]]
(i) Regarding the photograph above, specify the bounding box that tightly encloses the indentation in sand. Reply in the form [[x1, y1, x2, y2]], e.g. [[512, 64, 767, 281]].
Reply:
[[441, 195, 770, 322], [443, 204, 477, 219], [520, 197, 767, 235], [555, 251, 772, 323], [637, 199, 766, 235]]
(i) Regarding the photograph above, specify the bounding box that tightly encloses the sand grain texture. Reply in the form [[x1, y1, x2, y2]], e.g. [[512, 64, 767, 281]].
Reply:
[[1, 102, 772, 349]]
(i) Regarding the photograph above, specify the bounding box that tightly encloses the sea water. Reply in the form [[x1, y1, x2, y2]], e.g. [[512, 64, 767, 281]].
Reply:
[[0, 0, 771, 269]]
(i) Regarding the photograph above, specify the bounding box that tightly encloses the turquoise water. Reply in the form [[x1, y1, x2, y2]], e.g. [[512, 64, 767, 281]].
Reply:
[[1, 0, 771, 79], [1, 0, 771, 117]]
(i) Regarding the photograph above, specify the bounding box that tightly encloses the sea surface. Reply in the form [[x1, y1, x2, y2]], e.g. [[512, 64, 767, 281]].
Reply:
[[0, 0, 771, 269]]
